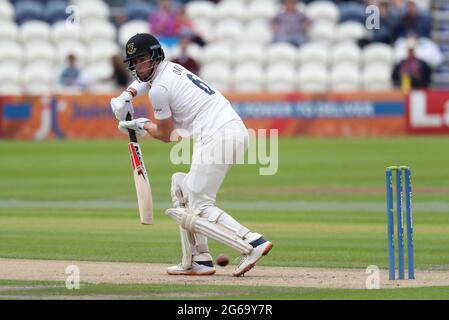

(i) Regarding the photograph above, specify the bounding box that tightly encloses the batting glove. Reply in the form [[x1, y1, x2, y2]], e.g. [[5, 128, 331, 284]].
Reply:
[[118, 118, 151, 137], [111, 91, 134, 121]]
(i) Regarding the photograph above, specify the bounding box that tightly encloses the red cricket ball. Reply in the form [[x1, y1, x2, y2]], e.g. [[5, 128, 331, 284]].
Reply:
[[216, 254, 229, 267]]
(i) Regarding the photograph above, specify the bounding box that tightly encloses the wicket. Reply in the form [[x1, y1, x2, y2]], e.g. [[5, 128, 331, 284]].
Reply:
[[385, 166, 415, 280]]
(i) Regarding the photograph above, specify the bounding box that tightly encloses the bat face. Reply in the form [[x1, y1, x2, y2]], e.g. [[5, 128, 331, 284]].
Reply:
[[128, 142, 153, 225]]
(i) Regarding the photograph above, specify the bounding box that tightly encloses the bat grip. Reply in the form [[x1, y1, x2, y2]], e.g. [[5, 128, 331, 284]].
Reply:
[[126, 112, 137, 143]]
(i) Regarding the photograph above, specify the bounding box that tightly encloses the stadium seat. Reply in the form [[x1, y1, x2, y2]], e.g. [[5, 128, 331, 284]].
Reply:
[[240, 19, 273, 45], [217, 0, 246, 22], [0, 82, 23, 95], [0, 21, 19, 41], [82, 20, 117, 42], [330, 63, 360, 92], [336, 21, 367, 42], [24, 40, 55, 64], [297, 42, 329, 66], [57, 40, 87, 66], [85, 61, 114, 82], [247, 0, 278, 21], [362, 63, 392, 91], [297, 62, 329, 93], [19, 20, 51, 42], [235, 44, 265, 65], [202, 42, 232, 65], [0, 0, 15, 21], [233, 62, 264, 92], [24, 82, 52, 95], [199, 62, 231, 92], [331, 41, 362, 66], [52, 21, 81, 42], [23, 62, 54, 86], [191, 18, 214, 43], [118, 20, 149, 46], [363, 43, 393, 67], [0, 40, 24, 63], [0, 62, 22, 85], [307, 21, 336, 43], [306, 1, 340, 24], [265, 62, 296, 92], [185, 1, 217, 22], [213, 19, 243, 43], [78, 0, 109, 22], [87, 40, 120, 64], [267, 43, 297, 65]]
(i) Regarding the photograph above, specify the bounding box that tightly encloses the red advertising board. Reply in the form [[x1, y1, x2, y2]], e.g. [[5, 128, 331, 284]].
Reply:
[[406, 90, 449, 134]]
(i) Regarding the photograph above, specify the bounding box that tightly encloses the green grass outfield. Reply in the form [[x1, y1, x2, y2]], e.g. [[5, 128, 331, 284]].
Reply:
[[1, 137, 449, 299]]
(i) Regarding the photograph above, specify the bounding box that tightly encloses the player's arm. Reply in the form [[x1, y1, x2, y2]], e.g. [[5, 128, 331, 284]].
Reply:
[[143, 117, 174, 143]]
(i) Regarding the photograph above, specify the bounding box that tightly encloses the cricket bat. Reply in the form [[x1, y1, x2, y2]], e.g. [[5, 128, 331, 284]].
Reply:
[[126, 113, 153, 225]]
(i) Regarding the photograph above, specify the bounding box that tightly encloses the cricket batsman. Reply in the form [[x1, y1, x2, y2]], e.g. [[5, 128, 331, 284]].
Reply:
[[110, 33, 272, 276]]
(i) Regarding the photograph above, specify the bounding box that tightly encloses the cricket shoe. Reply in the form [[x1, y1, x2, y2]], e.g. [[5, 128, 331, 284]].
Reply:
[[167, 261, 216, 276], [232, 237, 273, 277]]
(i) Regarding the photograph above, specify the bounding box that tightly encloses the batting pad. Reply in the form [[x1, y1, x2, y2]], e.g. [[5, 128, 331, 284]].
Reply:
[[166, 208, 253, 254]]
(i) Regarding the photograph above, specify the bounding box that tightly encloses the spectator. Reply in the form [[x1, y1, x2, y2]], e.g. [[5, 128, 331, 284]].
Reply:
[[397, 0, 431, 39], [271, 0, 311, 47], [371, 1, 397, 44], [172, 32, 200, 74], [149, 0, 178, 38], [175, 5, 205, 46], [111, 55, 130, 89], [392, 44, 432, 89], [58, 54, 90, 90]]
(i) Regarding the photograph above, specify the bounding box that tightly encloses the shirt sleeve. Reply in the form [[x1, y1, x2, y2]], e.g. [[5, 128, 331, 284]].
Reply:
[[127, 80, 150, 96], [149, 85, 172, 120]]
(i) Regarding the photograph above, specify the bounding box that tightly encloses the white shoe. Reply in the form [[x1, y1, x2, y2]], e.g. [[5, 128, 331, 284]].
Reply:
[[167, 261, 216, 276], [232, 238, 273, 277]]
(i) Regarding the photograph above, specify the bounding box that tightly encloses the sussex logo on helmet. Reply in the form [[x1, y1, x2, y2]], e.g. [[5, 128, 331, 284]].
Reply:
[[127, 43, 137, 55]]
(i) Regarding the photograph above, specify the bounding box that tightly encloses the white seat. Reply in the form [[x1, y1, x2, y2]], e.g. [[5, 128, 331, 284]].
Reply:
[[87, 40, 120, 63], [82, 20, 117, 42], [192, 18, 214, 43], [202, 42, 232, 64], [297, 42, 329, 65], [331, 41, 362, 66], [363, 43, 393, 67], [85, 61, 114, 82], [306, 1, 340, 24], [24, 82, 52, 95], [57, 40, 87, 66], [186, 43, 203, 63], [266, 62, 296, 92], [240, 19, 273, 45], [337, 22, 367, 42], [0, 62, 21, 84], [24, 41, 56, 64], [247, 0, 278, 21], [0, 1, 14, 21], [20, 20, 51, 42], [233, 62, 263, 92], [0, 41, 24, 63], [199, 62, 231, 92], [118, 20, 149, 46], [0, 82, 23, 95], [307, 21, 336, 43], [267, 43, 296, 65], [213, 19, 243, 43], [0, 21, 19, 41], [217, 0, 246, 21], [185, 1, 217, 21], [23, 62, 54, 84], [330, 63, 360, 92], [78, 0, 110, 21], [235, 44, 265, 65], [297, 63, 329, 93], [362, 63, 392, 91], [52, 21, 81, 42]]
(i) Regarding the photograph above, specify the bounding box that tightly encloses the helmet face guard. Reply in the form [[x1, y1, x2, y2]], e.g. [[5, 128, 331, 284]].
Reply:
[[124, 33, 165, 82]]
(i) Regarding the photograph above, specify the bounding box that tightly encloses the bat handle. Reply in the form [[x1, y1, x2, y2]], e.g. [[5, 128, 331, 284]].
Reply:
[[126, 112, 137, 143]]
